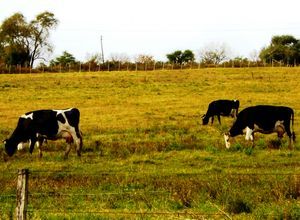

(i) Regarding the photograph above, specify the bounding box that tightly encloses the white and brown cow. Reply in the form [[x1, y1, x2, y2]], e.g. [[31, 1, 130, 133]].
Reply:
[[4, 108, 83, 158], [224, 105, 295, 149]]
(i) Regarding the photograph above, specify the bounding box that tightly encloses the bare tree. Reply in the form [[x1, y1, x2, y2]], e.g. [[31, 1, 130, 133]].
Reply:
[[199, 43, 230, 65], [249, 49, 259, 62], [109, 52, 130, 64], [134, 54, 154, 64], [134, 54, 154, 70], [86, 53, 102, 64]]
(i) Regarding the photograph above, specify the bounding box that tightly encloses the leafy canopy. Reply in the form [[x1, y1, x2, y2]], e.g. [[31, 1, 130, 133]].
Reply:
[[0, 11, 58, 67], [259, 35, 300, 65], [50, 51, 77, 66], [166, 50, 195, 65]]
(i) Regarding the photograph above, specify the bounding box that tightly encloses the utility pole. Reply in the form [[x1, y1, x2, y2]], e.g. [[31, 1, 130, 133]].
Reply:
[[100, 35, 105, 64]]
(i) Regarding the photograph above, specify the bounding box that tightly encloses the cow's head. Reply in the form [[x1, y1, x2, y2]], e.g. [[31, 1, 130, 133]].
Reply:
[[233, 100, 240, 108], [3, 139, 17, 156], [202, 114, 209, 125], [224, 132, 231, 149]]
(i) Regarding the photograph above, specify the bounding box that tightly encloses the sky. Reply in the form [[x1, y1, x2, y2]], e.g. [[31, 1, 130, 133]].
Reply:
[[1, 0, 300, 63]]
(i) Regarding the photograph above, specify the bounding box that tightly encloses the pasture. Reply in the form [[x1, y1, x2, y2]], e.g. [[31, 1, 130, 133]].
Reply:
[[1, 68, 300, 219]]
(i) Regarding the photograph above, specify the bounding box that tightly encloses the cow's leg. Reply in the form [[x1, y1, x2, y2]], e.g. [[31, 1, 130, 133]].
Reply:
[[232, 109, 237, 118], [65, 127, 82, 158], [284, 121, 294, 150], [36, 137, 44, 158], [224, 133, 231, 148], [17, 142, 25, 151], [251, 133, 255, 147], [245, 127, 253, 141], [64, 144, 72, 159], [287, 131, 294, 150], [211, 116, 214, 124], [75, 131, 83, 157], [217, 115, 221, 125], [245, 127, 255, 147], [288, 138, 294, 150], [73, 128, 82, 157], [29, 138, 37, 154]]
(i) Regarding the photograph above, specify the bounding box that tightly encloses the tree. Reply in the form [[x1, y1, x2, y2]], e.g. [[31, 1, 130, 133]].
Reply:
[[259, 35, 300, 65], [50, 51, 77, 67], [134, 54, 154, 70], [166, 50, 195, 65], [0, 11, 58, 68], [135, 54, 154, 64], [199, 43, 229, 65], [181, 50, 195, 64], [109, 53, 130, 64], [85, 53, 102, 65], [166, 50, 182, 64], [249, 50, 259, 62], [28, 11, 58, 68], [0, 13, 31, 66], [84, 53, 102, 71]]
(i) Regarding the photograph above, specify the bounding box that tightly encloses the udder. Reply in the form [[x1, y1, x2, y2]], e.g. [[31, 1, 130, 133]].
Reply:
[[60, 131, 74, 144]]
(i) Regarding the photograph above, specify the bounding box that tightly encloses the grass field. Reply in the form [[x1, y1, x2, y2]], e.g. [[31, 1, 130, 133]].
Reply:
[[1, 68, 300, 219]]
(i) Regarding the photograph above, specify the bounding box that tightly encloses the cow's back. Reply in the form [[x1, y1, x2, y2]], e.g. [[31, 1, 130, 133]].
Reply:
[[210, 100, 236, 115], [29, 110, 59, 136], [234, 105, 293, 131]]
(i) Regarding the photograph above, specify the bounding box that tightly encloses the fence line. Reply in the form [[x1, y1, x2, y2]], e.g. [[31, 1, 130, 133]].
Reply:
[[29, 170, 300, 176], [1, 62, 299, 74], [28, 190, 171, 197], [26, 209, 228, 218], [2, 169, 300, 176], [2, 169, 299, 219], [24, 209, 291, 219]]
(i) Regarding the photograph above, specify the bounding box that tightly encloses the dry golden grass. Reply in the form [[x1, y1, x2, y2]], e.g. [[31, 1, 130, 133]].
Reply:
[[1, 68, 300, 219], [1, 68, 300, 147]]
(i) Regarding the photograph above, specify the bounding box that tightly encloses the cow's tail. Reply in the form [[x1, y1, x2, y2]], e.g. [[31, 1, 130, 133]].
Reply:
[[291, 110, 296, 142]]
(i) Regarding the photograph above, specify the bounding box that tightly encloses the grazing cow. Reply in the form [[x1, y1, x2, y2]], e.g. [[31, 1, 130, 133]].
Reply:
[[202, 100, 240, 125], [4, 108, 83, 158], [224, 105, 295, 149]]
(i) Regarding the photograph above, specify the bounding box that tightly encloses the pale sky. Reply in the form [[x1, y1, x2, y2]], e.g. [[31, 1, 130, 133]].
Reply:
[[1, 0, 300, 63]]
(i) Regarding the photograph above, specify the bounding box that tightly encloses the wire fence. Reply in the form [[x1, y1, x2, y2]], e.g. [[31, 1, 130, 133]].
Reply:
[[1, 169, 300, 219], [1, 60, 298, 74]]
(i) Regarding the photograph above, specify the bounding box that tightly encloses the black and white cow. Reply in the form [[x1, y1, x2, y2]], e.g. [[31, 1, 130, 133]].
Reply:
[[224, 105, 295, 149], [4, 108, 83, 158], [202, 99, 239, 125]]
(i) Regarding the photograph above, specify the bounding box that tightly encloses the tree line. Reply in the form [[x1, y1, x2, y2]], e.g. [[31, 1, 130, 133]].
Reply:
[[1, 12, 300, 73]]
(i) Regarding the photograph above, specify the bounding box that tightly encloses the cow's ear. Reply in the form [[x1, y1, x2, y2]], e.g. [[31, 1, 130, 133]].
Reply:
[[3, 139, 7, 144]]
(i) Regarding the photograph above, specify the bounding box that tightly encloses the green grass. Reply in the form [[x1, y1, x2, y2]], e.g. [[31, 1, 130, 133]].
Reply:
[[1, 68, 300, 219]]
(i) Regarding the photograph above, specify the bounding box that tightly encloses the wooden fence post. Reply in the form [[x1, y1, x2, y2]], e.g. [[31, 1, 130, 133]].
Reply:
[[16, 169, 29, 220]]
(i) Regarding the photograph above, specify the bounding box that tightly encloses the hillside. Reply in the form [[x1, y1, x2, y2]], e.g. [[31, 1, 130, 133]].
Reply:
[[1, 68, 300, 219]]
